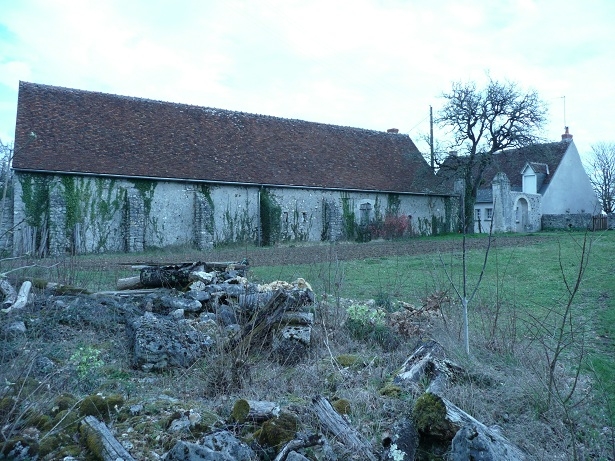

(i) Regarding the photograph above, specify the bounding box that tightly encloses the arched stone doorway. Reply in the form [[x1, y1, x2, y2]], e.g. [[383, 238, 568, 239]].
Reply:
[[515, 198, 529, 232]]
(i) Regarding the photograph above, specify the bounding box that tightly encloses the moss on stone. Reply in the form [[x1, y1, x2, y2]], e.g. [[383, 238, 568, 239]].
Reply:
[[332, 398, 351, 415], [254, 412, 298, 448], [379, 383, 402, 398], [53, 393, 77, 413], [0, 396, 14, 418], [80, 423, 105, 460], [335, 354, 360, 368], [52, 408, 81, 432], [412, 392, 453, 439], [38, 432, 77, 457], [78, 393, 124, 421], [231, 398, 251, 423]]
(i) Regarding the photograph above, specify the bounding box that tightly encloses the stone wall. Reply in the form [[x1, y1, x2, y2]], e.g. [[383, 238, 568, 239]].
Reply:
[[10, 172, 458, 256], [541, 213, 593, 231]]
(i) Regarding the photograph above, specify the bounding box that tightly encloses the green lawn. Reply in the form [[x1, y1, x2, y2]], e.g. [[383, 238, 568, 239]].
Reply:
[[250, 230, 615, 405]]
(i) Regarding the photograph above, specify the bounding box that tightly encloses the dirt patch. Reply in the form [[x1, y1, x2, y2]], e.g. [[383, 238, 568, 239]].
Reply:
[[82, 234, 551, 269]]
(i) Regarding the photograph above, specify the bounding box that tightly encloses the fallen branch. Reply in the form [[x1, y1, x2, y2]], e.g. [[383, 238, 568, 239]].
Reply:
[[311, 396, 378, 461], [81, 415, 135, 461], [273, 433, 324, 461]]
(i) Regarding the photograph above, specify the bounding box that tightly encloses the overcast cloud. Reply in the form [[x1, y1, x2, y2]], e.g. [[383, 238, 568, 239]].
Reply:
[[1, 0, 614, 159]]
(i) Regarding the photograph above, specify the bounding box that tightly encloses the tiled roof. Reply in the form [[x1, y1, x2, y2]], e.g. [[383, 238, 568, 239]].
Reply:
[[526, 162, 549, 175], [13, 81, 438, 194], [436, 141, 570, 193]]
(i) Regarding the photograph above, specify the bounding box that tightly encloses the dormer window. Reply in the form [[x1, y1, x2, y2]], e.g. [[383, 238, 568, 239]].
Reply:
[[523, 171, 537, 194], [521, 162, 549, 194]]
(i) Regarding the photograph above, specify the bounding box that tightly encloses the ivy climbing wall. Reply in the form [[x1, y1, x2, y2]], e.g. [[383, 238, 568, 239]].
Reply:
[[9, 172, 457, 256]]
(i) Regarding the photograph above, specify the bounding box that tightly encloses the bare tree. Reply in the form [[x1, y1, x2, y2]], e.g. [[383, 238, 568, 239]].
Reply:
[[437, 78, 548, 233], [587, 142, 615, 213]]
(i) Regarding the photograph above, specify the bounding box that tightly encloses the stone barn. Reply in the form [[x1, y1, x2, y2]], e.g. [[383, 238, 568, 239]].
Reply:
[[9, 81, 456, 256]]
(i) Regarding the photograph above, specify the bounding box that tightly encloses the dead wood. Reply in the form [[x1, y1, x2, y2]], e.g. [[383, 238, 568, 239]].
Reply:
[[393, 340, 464, 395], [273, 433, 324, 461], [311, 395, 378, 461], [140, 264, 195, 288], [225, 290, 290, 353], [12, 280, 32, 310], [426, 393, 527, 460], [81, 415, 136, 461], [1, 280, 31, 313], [395, 341, 526, 460], [232, 399, 280, 423], [116, 275, 142, 290]]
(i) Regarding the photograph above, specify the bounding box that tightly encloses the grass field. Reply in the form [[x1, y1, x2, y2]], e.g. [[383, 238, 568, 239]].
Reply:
[[249, 231, 615, 409]]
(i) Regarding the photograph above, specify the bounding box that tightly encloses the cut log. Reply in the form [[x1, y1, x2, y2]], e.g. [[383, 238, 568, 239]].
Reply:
[[117, 275, 142, 290], [12, 280, 32, 310], [124, 261, 249, 272], [81, 415, 135, 461], [311, 396, 378, 461], [1, 280, 31, 313], [231, 399, 280, 423]]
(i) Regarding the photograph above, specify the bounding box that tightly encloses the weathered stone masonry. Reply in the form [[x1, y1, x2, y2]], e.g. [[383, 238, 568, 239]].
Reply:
[[10, 172, 457, 256]]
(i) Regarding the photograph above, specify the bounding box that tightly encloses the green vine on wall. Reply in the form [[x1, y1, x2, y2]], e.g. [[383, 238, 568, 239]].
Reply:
[[260, 188, 281, 246], [198, 185, 215, 235], [222, 197, 254, 243], [341, 193, 356, 241], [385, 193, 401, 216], [130, 179, 157, 217], [19, 173, 50, 230], [90, 178, 124, 252], [289, 204, 312, 241]]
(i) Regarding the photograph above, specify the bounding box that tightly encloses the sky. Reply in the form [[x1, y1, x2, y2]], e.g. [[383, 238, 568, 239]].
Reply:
[[1, 0, 614, 162]]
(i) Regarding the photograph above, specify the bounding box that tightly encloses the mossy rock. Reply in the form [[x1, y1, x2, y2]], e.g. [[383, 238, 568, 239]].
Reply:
[[78, 393, 124, 421], [1, 436, 39, 458], [25, 411, 53, 430], [80, 423, 105, 460], [335, 354, 361, 367], [332, 398, 351, 415], [38, 432, 77, 457], [231, 399, 251, 423], [254, 412, 299, 448], [53, 393, 78, 413], [379, 383, 402, 398], [0, 396, 15, 418], [412, 393, 455, 439], [52, 408, 81, 432]]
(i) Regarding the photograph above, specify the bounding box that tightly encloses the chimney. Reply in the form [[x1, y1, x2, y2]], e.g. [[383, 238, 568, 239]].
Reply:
[[387, 128, 399, 134], [561, 126, 573, 142]]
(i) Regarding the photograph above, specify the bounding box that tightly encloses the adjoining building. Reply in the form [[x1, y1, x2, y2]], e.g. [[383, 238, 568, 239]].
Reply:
[[437, 128, 600, 233]]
